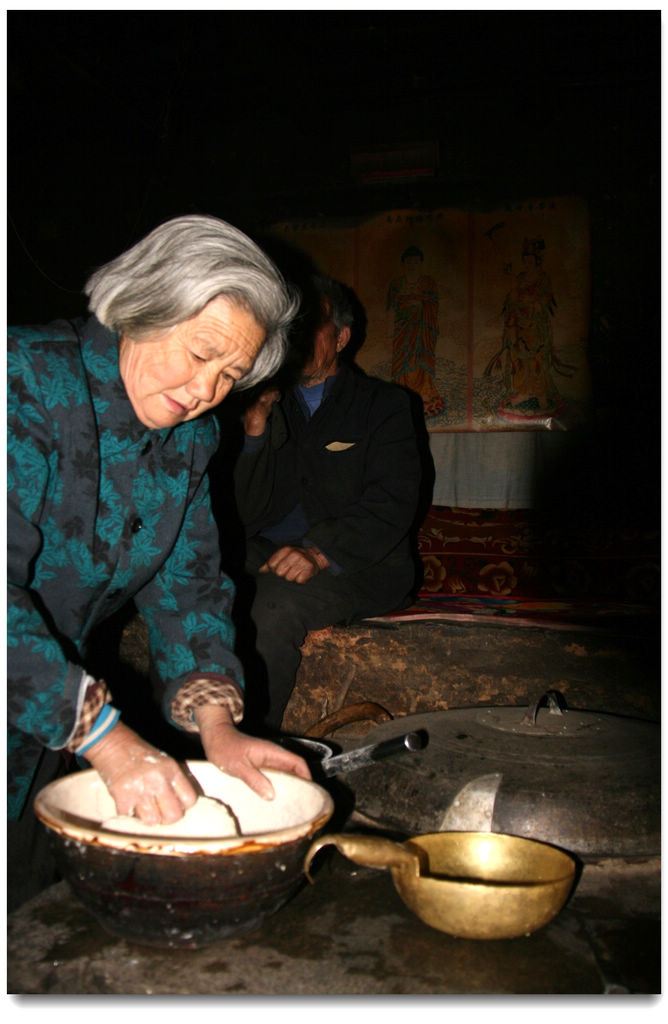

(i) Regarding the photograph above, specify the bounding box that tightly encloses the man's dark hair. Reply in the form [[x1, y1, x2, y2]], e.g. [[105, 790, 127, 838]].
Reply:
[[312, 275, 355, 334]]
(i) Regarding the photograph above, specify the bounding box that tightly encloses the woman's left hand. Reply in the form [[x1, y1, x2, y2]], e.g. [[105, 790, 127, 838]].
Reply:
[[194, 704, 311, 800]]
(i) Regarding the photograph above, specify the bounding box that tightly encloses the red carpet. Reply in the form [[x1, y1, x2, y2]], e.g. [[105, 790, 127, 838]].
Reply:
[[377, 506, 659, 629]]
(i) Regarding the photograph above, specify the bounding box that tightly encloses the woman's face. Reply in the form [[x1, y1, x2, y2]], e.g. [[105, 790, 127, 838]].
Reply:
[[119, 295, 266, 429]]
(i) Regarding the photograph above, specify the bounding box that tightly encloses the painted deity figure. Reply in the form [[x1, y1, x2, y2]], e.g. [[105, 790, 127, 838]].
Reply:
[[485, 237, 576, 422], [386, 245, 444, 419]]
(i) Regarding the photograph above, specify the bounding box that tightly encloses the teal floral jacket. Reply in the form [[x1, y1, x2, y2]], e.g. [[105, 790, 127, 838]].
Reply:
[[7, 316, 244, 818]]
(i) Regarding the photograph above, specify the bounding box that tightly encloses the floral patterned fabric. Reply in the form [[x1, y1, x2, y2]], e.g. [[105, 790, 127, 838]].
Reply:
[[386, 506, 659, 626], [7, 316, 244, 818]]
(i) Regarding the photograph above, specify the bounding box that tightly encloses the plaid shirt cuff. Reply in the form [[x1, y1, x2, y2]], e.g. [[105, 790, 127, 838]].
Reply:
[[171, 674, 244, 733], [65, 677, 113, 753]]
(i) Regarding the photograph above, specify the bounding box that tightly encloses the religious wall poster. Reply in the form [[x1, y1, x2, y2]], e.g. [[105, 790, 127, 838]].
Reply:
[[270, 196, 591, 432]]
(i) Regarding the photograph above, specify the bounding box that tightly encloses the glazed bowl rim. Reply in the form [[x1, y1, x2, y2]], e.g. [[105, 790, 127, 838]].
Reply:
[[33, 762, 335, 856]]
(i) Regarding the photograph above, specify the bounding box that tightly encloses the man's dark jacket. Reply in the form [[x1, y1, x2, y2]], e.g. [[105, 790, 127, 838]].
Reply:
[[234, 362, 421, 609]]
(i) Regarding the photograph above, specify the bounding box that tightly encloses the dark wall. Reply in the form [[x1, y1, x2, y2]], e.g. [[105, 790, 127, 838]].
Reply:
[[8, 11, 660, 519]]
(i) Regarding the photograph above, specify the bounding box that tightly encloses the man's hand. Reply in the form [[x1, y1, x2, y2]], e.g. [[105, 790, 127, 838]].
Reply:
[[243, 387, 281, 436], [85, 720, 197, 825], [259, 544, 329, 583], [195, 705, 311, 801]]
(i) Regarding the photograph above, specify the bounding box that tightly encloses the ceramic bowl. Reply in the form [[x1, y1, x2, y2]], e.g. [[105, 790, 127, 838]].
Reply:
[[34, 761, 334, 948]]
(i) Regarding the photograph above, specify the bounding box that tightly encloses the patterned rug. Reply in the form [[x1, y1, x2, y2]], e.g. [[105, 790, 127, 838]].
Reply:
[[374, 506, 659, 630]]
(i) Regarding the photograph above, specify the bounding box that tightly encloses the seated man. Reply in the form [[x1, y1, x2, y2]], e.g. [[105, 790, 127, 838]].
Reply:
[[233, 276, 421, 731]]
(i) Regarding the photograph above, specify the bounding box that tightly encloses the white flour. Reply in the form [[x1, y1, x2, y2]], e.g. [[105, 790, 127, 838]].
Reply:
[[103, 796, 240, 837]]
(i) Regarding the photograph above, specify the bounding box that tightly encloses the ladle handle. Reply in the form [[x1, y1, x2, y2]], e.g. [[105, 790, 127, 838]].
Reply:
[[304, 833, 421, 882]]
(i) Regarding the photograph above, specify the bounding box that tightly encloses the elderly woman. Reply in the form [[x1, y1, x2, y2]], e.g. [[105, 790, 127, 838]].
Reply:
[[7, 215, 310, 856]]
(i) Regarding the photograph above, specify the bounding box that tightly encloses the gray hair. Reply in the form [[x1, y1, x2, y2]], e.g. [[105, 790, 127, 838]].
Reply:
[[312, 274, 355, 335], [85, 215, 299, 389]]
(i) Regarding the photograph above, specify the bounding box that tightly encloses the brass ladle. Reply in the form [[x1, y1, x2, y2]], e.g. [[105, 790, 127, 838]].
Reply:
[[305, 831, 576, 940]]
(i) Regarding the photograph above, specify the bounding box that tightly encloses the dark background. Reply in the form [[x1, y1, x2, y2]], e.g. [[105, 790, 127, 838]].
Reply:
[[7, 10, 661, 524]]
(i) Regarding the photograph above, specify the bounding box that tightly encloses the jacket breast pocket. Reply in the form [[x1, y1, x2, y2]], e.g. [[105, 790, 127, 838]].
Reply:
[[318, 439, 365, 503], [324, 441, 357, 452]]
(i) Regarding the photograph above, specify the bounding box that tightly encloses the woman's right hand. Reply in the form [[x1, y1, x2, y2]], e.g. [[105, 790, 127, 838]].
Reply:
[[84, 720, 197, 826]]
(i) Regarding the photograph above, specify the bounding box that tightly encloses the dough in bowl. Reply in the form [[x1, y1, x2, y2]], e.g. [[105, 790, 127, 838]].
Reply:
[[103, 796, 240, 837]]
